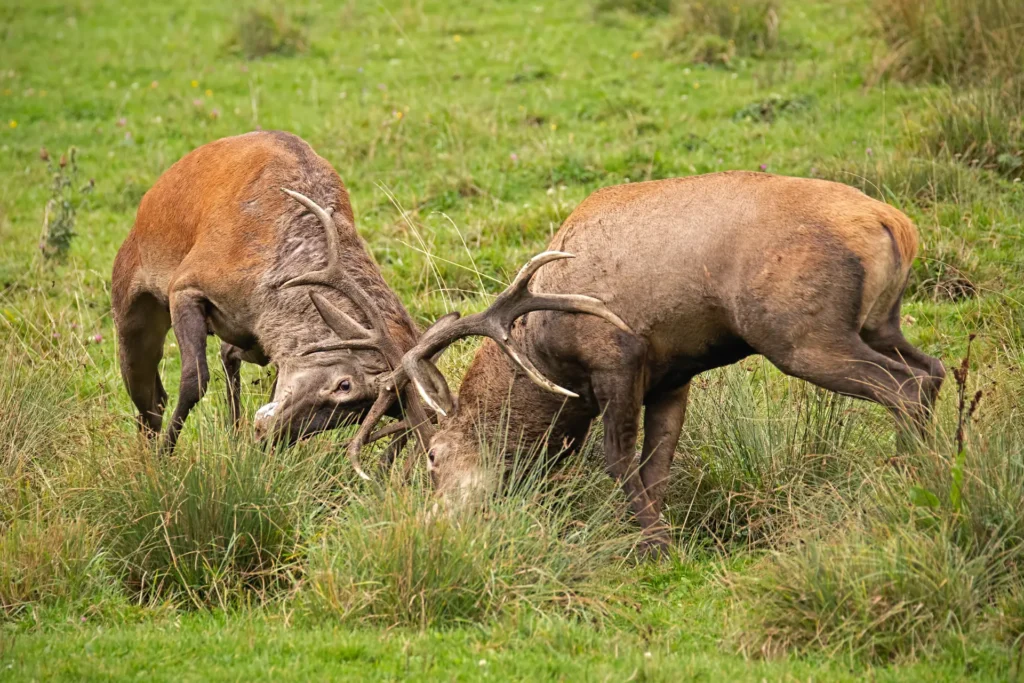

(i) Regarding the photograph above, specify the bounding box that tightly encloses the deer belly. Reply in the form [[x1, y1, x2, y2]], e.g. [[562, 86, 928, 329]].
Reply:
[[206, 305, 260, 353]]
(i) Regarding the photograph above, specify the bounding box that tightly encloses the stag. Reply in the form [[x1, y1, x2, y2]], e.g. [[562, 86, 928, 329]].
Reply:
[[328, 172, 945, 549], [111, 131, 432, 458]]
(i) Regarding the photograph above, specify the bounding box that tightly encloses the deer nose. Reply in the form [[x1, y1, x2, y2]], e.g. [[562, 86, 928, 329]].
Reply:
[[253, 401, 280, 439]]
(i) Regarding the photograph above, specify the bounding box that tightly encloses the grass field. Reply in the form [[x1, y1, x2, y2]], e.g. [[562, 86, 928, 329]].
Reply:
[[2, 0, 1024, 679]]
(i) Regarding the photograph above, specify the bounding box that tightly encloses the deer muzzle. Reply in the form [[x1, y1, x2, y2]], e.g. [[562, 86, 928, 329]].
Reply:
[[253, 401, 280, 439]]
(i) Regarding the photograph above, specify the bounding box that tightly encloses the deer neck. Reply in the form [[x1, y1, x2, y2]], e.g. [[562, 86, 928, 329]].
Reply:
[[452, 340, 592, 456]]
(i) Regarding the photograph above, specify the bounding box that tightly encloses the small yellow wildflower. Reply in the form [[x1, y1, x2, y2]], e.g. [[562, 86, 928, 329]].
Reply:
[[191, 80, 199, 88], [151, 81, 159, 89], [394, 110, 403, 120], [549, 122, 557, 131], [693, 81, 700, 89], [205, 89, 213, 97], [631, 51, 641, 60], [453, 34, 461, 42], [8, 120, 16, 129]]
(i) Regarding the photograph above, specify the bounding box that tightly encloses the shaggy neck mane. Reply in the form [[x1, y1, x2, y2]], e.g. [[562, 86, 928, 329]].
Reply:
[[257, 197, 420, 361]]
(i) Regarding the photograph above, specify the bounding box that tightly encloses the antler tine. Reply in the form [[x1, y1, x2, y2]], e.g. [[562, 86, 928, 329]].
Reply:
[[404, 356, 452, 416], [366, 420, 412, 445], [505, 251, 575, 294], [280, 188, 344, 289], [490, 336, 578, 397], [508, 292, 631, 333], [365, 409, 441, 445], [500, 251, 630, 334], [345, 390, 398, 481]]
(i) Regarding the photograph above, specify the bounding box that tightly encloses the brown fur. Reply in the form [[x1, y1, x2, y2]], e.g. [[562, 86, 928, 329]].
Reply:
[[426, 172, 945, 550], [112, 131, 419, 447]]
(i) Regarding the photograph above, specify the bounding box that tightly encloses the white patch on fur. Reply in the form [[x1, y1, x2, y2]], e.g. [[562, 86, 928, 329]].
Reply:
[[254, 401, 280, 426]]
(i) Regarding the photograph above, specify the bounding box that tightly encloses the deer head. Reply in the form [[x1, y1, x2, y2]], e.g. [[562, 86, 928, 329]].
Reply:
[[251, 188, 426, 468]]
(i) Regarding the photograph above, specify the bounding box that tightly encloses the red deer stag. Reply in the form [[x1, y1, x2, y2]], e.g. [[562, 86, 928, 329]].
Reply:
[[330, 172, 945, 549], [111, 131, 432, 461]]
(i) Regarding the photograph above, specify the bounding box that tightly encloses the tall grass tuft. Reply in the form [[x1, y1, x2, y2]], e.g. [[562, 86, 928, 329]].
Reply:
[[918, 80, 1024, 180], [0, 330, 86, 522], [0, 514, 111, 619], [729, 345, 1024, 661], [227, 7, 308, 60], [96, 430, 340, 608], [730, 523, 994, 660], [666, 363, 881, 547], [303, 449, 636, 629], [873, 0, 1024, 84], [817, 153, 987, 205], [880, 378, 1024, 575], [0, 332, 119, 618], [664, 0, 781, 65], [990, 582, 1024, 646], [594, 0, 672, 15]]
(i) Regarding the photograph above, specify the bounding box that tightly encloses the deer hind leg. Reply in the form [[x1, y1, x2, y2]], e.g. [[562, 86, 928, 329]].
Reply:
[[639, 382, 691, 540], [164, 292, 211, 453], [767, 336, 934, 434], [116, 292, 170, 435], [743, 236, 937, 436], [591, 334, 663, 551], [220, 342, 244, 429], [860, 301, 945, 420]]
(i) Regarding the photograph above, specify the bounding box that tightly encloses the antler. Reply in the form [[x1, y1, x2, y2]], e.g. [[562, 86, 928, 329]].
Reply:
[[392, 251, 632, 416], [280, 188, 427, 479], [279, 188, 407, 364]]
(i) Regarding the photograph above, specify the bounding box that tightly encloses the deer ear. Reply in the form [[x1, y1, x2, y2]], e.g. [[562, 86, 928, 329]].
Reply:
[[409, 359, 454, 417], [309, 291, 373, 341]]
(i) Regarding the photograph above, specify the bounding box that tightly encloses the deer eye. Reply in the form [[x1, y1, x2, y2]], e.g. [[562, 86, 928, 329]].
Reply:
[[332, 378, 352, 394], [427, 449, 436, 465]]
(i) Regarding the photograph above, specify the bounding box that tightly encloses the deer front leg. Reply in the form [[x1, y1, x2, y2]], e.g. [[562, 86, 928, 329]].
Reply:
[[116, 294, 170, 436], [639, 382, 691, 547], [592, 349, 662, 553], [164, 292, 211, 453]]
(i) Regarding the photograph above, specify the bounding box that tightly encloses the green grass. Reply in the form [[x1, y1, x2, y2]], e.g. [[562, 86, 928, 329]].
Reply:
[[2, 0, 1024, 678]]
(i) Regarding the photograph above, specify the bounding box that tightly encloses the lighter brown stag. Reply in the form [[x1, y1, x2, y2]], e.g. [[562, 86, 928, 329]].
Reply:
[[328, 172, 946, 550]]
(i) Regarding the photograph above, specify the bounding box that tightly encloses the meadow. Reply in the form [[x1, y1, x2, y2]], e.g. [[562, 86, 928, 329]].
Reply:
[[1, 0, 1023, 679]]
